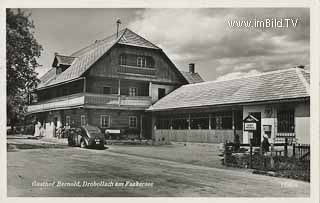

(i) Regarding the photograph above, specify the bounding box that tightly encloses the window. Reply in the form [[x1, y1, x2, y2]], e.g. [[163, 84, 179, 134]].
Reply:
[[102, 86, 111, 94], [81, 115, 86, 126], [172, 116, 189, 130], [156, 118, 171, 129], [119, 55, 127, 65], [129, 116, 138, 128], [65, 116, 71, 126], [129, 87, 137, 96], [190, 117, 209, 129], [277, 108, 295, 133], [158, 88, 166, 100], [210, 112, 233, 129], [101, 115, 110, 128], [137, 56, 147, 67]]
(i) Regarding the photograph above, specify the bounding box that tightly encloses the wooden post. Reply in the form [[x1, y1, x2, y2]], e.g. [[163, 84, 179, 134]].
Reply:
[[83, 77, 86, 93], [140, 115, 143, 139], [224, 141, 228, 166], [208, 113, 211, 130], [284, 138, 288, 158], [249, 138, 253, 169], [292, 143, 296, 158], [149, 82, 152, 97], [118, 79, 121, 106], [232, 110, 236, 144], [270, 143, 274, 169], [151, 114, 157, 143]]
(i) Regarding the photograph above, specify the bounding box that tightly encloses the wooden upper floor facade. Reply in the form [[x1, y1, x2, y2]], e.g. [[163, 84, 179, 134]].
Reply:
[[28, 29, 203, 113]]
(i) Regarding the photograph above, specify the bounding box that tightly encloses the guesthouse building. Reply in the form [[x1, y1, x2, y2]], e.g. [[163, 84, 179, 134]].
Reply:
[[27, 28, 203, 138]]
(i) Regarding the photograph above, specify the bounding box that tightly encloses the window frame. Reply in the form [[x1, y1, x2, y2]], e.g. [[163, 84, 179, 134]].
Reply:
[[129, 116, 138, 128], [80, 115, 86, 126], [100, 115, 110, 128], [101, 86, 111, 94], [119, 54, 127, 65], [137, 56, 147, 68], [129, 87, 138, 96], [277, 108, 295, 133], [65, 116, 71, 126]]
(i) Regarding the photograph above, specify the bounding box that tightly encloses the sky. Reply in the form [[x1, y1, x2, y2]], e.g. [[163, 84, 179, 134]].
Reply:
[[24, 8, 310, 81]]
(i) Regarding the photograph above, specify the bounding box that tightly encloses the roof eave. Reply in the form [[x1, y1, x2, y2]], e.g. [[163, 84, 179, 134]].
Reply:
[[147, 96, 310, 112]]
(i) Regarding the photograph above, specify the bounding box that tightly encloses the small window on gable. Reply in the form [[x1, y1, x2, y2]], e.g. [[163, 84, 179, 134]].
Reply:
[[137, 56, 147, 68], [119, 55, 127, 65]]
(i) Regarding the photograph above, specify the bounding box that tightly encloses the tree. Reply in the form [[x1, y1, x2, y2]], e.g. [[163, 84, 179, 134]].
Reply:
[[6, 8, 43, 131]]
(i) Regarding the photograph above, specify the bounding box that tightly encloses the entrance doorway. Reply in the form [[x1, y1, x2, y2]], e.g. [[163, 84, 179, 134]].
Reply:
[[141, 115, 152, 139], [249, 112, 261, 146]]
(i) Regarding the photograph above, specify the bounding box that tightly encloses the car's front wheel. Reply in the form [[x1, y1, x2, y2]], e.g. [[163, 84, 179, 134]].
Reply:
[[80, 139, 87, 148]]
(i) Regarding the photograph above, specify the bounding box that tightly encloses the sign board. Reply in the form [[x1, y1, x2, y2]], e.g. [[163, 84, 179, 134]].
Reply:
[[243, 114, 259, 131], [244, 122, 256, 131], [263, 125, 272, 132]]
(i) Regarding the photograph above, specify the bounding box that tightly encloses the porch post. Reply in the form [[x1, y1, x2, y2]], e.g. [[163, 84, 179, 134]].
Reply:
[[140, 115, 143, 139], [149, 82, 152, 97], [83, 77, 86, 93], [232, 110, 236, 142], [209, 113, 211, 130], [118, 79, 121, 106], [151, 113, 157, 143]]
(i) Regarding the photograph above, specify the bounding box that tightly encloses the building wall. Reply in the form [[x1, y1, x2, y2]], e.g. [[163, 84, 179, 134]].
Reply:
[[154, 129, 243, 144], [242, 102, 310, 144], [150, 83, 176, 103], [242, 105, 277, 144], [295, 102, 310, 144], [87, 45, 186, 85]]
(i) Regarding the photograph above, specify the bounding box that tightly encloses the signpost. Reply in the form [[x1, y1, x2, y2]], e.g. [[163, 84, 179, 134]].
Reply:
[[243, 114, 259, 169]]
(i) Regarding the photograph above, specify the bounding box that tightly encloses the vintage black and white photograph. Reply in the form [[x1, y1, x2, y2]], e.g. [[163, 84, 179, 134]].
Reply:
[[5, 7, 314, 198]]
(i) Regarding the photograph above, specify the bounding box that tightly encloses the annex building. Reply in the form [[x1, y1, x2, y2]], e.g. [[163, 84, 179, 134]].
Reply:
[[147, 67, 310, 145]]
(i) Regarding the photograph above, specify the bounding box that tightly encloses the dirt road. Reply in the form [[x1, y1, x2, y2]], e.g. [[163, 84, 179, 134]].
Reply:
[[7, 139, 310, 197]]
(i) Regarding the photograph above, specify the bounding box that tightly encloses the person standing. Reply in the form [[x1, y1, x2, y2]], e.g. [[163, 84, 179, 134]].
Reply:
[[34, 121, 40, 137]]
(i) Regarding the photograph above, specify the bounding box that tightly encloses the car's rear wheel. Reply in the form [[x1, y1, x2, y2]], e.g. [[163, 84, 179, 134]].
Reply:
[[80, 139, 87, 148]]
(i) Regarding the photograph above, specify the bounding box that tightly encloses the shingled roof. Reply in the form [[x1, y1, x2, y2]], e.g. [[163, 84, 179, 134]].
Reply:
[[148, 68, 310, 111], [37, 28, 163, 89]]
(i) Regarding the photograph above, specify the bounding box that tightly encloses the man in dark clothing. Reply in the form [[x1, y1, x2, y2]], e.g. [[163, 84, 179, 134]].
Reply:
[[262, 134, 270, 153]]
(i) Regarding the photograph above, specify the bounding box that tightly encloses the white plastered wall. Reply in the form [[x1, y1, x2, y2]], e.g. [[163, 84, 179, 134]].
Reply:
[[150, 83, 175, 103]]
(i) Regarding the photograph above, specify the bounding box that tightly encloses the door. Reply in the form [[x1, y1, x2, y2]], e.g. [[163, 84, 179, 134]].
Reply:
[[249, 112, 261, 146], [141, 115, 152, 139]]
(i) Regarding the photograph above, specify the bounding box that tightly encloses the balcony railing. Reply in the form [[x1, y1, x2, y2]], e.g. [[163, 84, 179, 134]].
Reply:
[[117, 65, 156, 76], [27, 93, 152, 113]]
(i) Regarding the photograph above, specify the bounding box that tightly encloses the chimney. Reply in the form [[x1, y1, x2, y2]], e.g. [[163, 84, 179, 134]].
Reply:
[[116, 19, 122, 38], [296, 65, 305, 69], [189, 63, 195, 73]]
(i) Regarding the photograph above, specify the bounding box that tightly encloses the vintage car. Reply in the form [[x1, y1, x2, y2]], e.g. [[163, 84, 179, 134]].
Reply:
[[68, 125, 105, 149]]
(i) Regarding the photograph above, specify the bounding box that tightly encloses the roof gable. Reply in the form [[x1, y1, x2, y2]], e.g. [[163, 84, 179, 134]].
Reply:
[[118, 29, 160, 49], [37, 28, 181, 89], [148, 68, 310, 111]]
